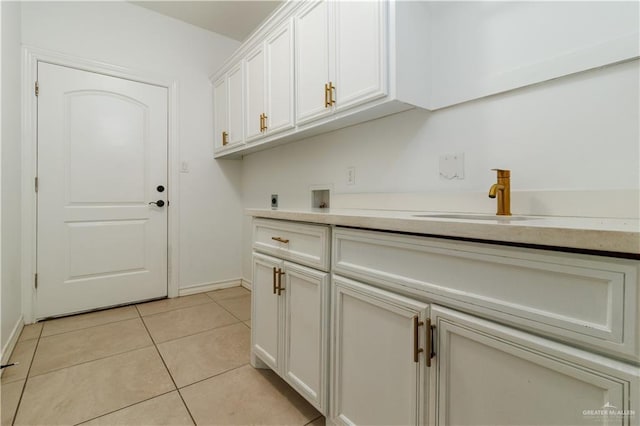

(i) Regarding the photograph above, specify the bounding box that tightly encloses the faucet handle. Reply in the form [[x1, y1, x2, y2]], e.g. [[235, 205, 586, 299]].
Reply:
[[491, 168, 510, 178]]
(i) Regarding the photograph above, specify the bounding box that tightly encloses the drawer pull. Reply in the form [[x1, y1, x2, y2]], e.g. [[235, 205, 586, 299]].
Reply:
[[277, 268, 286, 296], [271, 236, 290, 244], [272, 267, 277, 295], [413, 316, 424, 363]]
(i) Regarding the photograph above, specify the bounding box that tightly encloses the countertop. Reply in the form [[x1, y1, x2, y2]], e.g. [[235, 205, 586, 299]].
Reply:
[[246, 208, 640, 256]]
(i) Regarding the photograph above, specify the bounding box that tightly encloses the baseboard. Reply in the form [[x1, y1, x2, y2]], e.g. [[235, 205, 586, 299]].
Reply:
[[1, 315, 24, 367], [178, 278, 243, 296], [241, 279, 252, 291]]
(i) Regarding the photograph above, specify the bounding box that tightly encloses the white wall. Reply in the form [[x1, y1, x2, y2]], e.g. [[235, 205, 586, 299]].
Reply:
[[2, 1, 24, 350], [241, 59, 640, 279], [426, 1, 639, 108], [21, 2, 243, 290]]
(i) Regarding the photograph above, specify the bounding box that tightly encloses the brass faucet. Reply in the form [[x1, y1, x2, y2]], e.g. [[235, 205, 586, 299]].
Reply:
[[488, 169, 511, 216]]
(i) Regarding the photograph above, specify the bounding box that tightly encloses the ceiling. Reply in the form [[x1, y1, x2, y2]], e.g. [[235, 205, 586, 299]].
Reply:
[[132, 1, 282, 41]]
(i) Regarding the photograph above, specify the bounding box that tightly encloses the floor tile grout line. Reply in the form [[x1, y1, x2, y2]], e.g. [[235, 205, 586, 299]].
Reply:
[[26, 343, 156, 381], [138, 298, 217, 318], [71, 389, 177, 426], [150, 318, 245, 346], [176, 362, 250, 391], [11, 320, 44, 426], [208, 297, 250, 324], [137, 305, 198, 426], [39, 315, 140, 340]]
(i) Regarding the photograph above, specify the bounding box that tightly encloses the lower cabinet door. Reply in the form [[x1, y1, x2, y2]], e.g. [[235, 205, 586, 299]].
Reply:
[[282, 262, 329, 413], [430, 305, 639, 426], [252, 253, 283, 370], [330, 275, 430, 426]]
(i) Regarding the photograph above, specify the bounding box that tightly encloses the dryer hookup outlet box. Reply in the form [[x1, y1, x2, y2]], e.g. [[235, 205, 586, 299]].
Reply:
[[271, 194, 278, 209]]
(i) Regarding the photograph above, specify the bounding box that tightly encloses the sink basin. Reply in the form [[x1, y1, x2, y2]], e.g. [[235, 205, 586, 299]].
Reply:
[[413, 213, 537, 222]]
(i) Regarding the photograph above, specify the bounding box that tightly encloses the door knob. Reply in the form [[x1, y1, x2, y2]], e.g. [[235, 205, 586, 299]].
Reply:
[[149, 200, 165, 207], [156, 185, 165, 193]]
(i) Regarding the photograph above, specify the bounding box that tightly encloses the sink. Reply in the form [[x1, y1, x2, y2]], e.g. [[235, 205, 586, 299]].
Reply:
[[413, 213, 538, 222]]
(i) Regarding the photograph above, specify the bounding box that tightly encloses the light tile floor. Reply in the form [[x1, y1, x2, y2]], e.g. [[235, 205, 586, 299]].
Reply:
[[1, 287, 324, 426]]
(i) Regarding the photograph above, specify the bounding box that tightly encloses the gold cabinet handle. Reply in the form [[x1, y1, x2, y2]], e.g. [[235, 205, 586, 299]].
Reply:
[[324, 83, 330, 108], [271, 236, 289, 244], [263, 113, 267, 131], [277, 268, 286, 296], [222, 131, 228, 146], [426, 318, 434, 367], [413, 316, 424, 363], [259, 114, 263, 132], [329, 81, 336, 105], [272, 267, 277, 294]]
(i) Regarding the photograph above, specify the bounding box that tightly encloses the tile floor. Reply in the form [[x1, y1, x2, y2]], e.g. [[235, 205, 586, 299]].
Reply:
[[1, 287, 324, 426]]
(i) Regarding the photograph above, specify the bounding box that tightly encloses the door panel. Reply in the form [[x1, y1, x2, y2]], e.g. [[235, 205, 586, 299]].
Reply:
[[266, 20, 295, 135], [431, 305, 634, 426], [331, 275, 429, 426], [334, 0, 387, 111], [295, 0, 333, 125], [37, 62, 168, 319], [283, 262, 328, 412], [245, 46, 266, 141], [252, 253, 283, 370]]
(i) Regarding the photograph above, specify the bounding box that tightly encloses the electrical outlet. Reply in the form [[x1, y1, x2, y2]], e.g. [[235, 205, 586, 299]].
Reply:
[[346, 167, 356, 185], [271, 194, 278, 209]]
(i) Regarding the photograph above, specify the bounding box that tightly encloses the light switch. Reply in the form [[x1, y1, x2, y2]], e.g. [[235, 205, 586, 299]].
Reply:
[[439, 153, 464, 180]]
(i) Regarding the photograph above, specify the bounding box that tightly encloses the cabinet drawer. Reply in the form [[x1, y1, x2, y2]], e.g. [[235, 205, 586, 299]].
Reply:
[[333, 228, 640, 362], [253, 218, 330, 271]]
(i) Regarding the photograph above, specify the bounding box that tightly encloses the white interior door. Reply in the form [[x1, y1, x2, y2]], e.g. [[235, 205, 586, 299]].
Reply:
[[36, 62, 168, 319]]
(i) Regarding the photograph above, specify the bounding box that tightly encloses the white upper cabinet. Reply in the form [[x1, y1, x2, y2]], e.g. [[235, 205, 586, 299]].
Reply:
[[213, 64, 244, 150], [295, 1, 332, 125], [296, 0, 387, 123], [227, 64, 244, 146], [213, 76, 228, 149], [211, 0, 430, 158], [245, 19, 295, 142], [333, 0, 386, 112], [245, 45, 266, 142], [265, 20, 295, 135]]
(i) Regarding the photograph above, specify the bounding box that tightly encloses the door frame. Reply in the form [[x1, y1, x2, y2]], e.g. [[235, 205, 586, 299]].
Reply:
[[21, 46, 181, 322]]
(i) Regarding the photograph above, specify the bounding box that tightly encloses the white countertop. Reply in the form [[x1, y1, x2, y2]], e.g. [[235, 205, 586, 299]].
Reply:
[[246, 208, 640, 255]]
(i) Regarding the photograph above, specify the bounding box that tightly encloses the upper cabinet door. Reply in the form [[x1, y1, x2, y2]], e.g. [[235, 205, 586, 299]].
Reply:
[[227, 63, 244, 145], [213, 76, 228, 150], [295, 0, 333, 125], [245, 46, 266, 142], [266, 20, 295, 135], [334, 0, 387, 111]]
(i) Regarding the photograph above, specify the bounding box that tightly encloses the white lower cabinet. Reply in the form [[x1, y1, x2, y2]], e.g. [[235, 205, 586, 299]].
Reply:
[[251, 252, 329, 414], [431, 305, 638, 426], [252, 220, 639, 425], [330, 276, 639, 426], [330, 275, 430, 426]]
